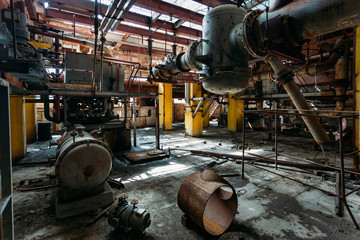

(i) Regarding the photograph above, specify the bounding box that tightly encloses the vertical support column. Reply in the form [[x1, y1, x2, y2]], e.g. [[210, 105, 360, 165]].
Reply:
[[25, 96, 37, 144], [227, 94, 244, 132], [10, 95, 26, 160], [155, 96, 160, 149], [203, 94, 210, 127], [355, 26, 360, 169], [158, 83, 173, 130], [185, 83, 203, 137], [132, 97, 137, 147], [0, 80, 14, 240]]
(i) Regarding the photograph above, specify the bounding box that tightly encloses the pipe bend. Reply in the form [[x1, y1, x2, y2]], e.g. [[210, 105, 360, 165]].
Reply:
[[44, 96, 62, 124]]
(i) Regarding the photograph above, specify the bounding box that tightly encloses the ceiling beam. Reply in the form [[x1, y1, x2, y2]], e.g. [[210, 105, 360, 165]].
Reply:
[[45, 0, 202, 38], [125, 12, 202, 38], [134, 0, 204, 25], [45, 9, 193, 46], [25, 0, 37, 20]]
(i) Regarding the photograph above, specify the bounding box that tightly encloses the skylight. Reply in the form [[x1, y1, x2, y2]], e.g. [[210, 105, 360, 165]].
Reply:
[[162, 0, 209, 15]]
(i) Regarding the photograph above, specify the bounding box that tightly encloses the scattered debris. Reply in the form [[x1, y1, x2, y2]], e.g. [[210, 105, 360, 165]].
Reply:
[[207, 161, 217, 167], [107, 177, 125, 189], [87, 204, 113, 226], [123, 149, 169, 164], [178, 169, 237, 236], [18, 184, 59, 192], [237, 189, 247, 197], [220, 173, 240, 177]]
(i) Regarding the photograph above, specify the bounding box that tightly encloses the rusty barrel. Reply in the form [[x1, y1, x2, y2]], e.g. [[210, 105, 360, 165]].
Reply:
[[177, 169, 238, 236], [56, 130, 113, 190]]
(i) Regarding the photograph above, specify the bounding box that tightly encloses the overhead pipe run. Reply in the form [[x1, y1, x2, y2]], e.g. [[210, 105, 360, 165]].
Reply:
[[152, 1, 360, 145]]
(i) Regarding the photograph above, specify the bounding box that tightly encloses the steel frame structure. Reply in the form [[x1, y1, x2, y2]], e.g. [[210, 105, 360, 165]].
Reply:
[[241, 109, 360, 229]]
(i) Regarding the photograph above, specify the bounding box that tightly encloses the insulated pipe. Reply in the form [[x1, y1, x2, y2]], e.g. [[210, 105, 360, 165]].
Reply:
[[256, 0, 360, 44], [44, 95, 61, 124], [330, 42, 349, 116], [28, 27, 114, 57], [265, 55, 330, 145]]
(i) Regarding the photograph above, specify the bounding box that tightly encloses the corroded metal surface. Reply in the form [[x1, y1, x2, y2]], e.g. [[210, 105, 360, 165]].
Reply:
[[56, 130, 113, 190], [177, 169, 238, 236]]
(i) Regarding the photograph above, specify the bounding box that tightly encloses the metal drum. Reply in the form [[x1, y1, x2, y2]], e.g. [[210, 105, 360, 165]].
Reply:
[[56, 129, 113, 190], [177, 169, 238, 236]]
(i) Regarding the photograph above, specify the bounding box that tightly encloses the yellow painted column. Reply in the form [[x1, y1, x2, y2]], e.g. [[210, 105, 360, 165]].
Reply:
[[25, 96, 37, 143], [10, 95, 26, 160], [355, 26, 360, 169], [203, 94, 210, 127], [158, 83, 173, 130], [185, 83, 203, 137], [227, 94, 245, 132]]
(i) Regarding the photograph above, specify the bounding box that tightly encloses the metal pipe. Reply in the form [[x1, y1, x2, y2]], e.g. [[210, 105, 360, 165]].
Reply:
[[10, 0, 17, 59], [92, 0, 99, 90], [132, 97, 136, 147], [274, 113, 278, 170], [155, 97, 160, 149], [242, 112, 246, 179], [257, 0, 360, 42], [202, 99, 214, 118], [330, 40, 349, 116], [123, 97, 127, 128], [100, 36, 105, 92], [44, 96, 61, 124], [265, 55, 330, 145], [192, 99, 203, 118]]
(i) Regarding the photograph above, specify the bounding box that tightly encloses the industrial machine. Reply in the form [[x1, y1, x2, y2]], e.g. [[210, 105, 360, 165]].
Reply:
[[0, 5, 152, 219], [153, 0, 360, 146], [55, 126, 114, 218], [108, 194, 151, 234]]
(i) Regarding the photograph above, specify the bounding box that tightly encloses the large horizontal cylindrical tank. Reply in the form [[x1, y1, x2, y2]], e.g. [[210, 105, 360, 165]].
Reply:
[[56, 129, 113, 190], [200, 5, 250, 95]]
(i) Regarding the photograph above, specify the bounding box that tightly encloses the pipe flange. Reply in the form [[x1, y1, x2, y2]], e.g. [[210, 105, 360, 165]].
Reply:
[[242, 10, 264, 59], [187, 39, 203, 71], [276, 70, 294, 84], [175, 52, 189, 72]]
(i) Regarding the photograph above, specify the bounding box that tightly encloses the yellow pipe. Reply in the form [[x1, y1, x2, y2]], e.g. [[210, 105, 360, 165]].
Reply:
[[355, 26, 360, 169], [227, 94, 244, 132], [25, 96, 37, 143], [203, 94, 210, 127], [185, 83, 203, 137], [10, 95, 26, 160], [158, 83, 173, 130]]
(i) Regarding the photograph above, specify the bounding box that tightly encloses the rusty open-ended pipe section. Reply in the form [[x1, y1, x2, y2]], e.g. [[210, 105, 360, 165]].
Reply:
[[177, 169, 238, 236]]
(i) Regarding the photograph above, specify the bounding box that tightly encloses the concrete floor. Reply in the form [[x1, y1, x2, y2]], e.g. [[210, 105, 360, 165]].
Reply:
[[12, 123, 360, 239]]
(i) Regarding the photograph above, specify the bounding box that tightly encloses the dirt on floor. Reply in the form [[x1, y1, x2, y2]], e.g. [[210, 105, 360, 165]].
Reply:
[[11, 123, 360, 240]]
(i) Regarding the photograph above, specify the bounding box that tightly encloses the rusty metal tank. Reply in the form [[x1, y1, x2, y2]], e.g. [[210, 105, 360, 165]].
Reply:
[[56, 127, 113, 190], [177, 169, 238, 236], [200, 4, 250, 95]]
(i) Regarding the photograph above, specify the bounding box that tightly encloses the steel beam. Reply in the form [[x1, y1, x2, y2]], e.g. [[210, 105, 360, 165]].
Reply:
[[45, 9, 192, 46], [126, 12, 202, 38], [46, 0, 202, 38], [25, 0, 37, 20], [134, 0, 204, 25]]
